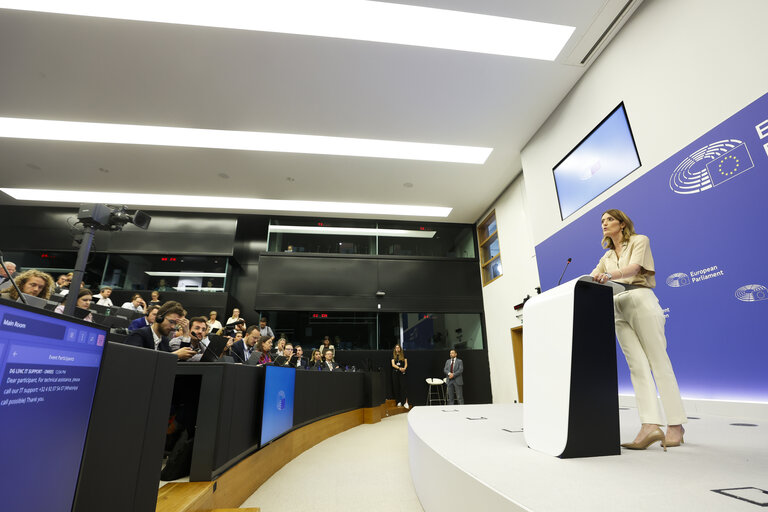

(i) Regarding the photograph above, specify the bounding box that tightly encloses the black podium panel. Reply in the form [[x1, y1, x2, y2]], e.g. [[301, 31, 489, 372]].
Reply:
[[561, 281, 620, 458], [75, 343, 177, 512]]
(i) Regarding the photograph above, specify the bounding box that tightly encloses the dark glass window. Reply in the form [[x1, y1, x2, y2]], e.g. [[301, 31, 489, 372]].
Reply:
[[258, 311, 483, 351], [103, 254, 228, 291], [267, 217, 475, 259]]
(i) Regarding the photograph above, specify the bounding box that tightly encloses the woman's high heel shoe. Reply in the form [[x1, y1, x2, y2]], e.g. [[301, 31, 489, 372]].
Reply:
[[665, 426, 685, 447], [620, 427, 667, 451]]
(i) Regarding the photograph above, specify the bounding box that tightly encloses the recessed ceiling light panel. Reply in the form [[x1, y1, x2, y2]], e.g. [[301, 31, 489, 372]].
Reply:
[[0, 188, 453, 217], [0, 117, 491, 164], [0, 0, 575, 60]]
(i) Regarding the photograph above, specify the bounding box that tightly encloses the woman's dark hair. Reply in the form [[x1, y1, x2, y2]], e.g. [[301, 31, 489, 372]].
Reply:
[[63, 287, 93, 304]]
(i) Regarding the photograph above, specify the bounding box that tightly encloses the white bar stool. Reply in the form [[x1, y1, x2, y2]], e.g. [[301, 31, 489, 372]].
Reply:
[[425, 378, 446, 405]]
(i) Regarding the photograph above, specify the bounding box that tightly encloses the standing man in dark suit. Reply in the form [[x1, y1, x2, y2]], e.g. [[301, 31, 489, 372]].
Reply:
[[230, 325, 260, 363], [444, 349, 464, 405], [124, 301, 196, 360]]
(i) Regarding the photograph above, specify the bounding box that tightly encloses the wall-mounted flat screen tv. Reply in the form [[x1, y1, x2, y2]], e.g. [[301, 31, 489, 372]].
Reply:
[[553, 102, 641, 219]]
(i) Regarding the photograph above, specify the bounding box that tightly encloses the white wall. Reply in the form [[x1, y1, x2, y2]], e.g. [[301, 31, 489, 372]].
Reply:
[[481, 0, 768, 403], [479, 174, 539, 403], [523, 0, 768, 245]]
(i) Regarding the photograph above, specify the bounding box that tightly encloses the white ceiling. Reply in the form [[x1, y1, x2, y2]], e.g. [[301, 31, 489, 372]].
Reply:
[[0, 1, 641, 223]]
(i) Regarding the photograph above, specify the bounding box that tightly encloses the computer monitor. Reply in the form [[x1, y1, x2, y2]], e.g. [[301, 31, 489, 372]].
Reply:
[[260, 365, 296, 446], [0, 298, 108, 512]]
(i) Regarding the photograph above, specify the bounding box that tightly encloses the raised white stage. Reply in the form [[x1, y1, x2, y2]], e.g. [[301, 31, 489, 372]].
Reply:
[[408, 404, 768, 511]]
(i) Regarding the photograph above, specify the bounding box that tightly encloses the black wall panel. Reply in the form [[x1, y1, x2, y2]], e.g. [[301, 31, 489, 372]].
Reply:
[[255, 254, 483, 313], [335, 349, 492, 406], [0, 205, 237, 255]]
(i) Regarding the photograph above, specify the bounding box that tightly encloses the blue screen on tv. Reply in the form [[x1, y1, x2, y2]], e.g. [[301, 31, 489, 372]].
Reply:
[[0, 300, 107, 512], [553, 103, 641, 219], [260, 365, 296, 446]]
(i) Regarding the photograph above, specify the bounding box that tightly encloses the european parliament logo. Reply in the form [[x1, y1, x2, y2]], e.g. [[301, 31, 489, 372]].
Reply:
[[276, 390, 287, 411], [666, 273, 691, 287], [735, 284, 768, 302], [669, 139, 755, 194]]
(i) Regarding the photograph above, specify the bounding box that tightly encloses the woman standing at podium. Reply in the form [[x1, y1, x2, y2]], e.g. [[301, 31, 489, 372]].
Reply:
[[591, 209, 686, 450]]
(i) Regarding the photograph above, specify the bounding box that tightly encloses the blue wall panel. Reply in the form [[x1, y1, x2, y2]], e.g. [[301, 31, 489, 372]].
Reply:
[[535, 92, 768, 402]]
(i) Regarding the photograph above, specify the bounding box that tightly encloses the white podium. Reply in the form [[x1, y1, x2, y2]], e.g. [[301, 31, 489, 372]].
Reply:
[[522, 275, 620, 458]]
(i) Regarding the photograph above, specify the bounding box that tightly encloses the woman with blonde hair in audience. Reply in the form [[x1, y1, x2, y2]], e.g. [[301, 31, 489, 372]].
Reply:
[[148, 290, 161, 306], [0, 269, 54, 300], [318, 336, 335, 359], [207, 311, 223, 333], [272, 337, 286, 358], [308, 349, 324, 369], [54, 288, 94, 322]]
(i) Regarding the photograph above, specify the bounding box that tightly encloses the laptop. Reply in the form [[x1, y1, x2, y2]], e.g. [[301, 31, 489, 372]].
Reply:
[[199, 334, 231, 362]]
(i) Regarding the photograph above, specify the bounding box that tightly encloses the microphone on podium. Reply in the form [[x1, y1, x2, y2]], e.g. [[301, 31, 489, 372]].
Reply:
[[557, 258, 572, 286]]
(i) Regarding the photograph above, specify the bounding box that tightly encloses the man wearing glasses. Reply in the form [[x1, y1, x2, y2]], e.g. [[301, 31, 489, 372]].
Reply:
[[273, 343, 295, 366], [125, 301, 196, 360]]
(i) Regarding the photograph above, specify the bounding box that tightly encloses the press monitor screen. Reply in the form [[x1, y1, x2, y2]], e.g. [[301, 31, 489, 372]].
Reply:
[[260, 365, 296, 446], [553, 103, 641, 219], [0, 299, 107, 512]]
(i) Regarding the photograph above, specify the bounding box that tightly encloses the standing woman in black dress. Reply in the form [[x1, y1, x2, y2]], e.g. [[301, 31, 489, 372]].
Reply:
[[391, 344, 409, 409]]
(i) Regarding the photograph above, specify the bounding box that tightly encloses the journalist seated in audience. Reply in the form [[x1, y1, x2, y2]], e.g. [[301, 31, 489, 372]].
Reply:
[[273, 343, 296, 366], [254, 336, 272, 364], [0, 269, 55, 301], [292, 345, 308, 369], [308, 349, 324, 369], [271, 336, 286, 358], [256, 336, 274, 365], [321, 349, 340, 371], [93, 286, 114, 306], [148, 290, 161, 306], [169, 316, 233, 362], [226, 307, 244, 326], [124, 301, 196, 360], [318, 335, 335, 358], [0, 260, 17, 287], [52, 273, 70, 295], [54, 288, 94, 322], [121, 293, 146, 312], [207, 310, 223, 333], [230, 325, 260, 363], [128, 305, 159, 331]]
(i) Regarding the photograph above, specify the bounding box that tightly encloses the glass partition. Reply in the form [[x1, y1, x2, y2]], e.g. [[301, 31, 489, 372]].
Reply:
[[102, 254, 228, 291], [267, 217, 475, 258], [1, 250, 229, 292], [267, 218, 376, 255], [260, 311, 483, 351]]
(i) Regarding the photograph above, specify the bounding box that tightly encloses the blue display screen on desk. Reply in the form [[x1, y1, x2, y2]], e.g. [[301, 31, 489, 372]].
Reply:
[[0, 300, 107, 512], [260, 365, 296, 446]]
